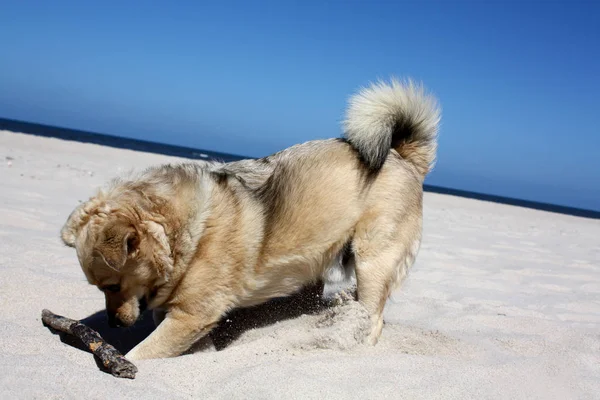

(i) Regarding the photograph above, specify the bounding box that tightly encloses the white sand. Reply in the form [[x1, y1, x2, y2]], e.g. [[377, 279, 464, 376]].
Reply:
[[1, 129, 599, 399]]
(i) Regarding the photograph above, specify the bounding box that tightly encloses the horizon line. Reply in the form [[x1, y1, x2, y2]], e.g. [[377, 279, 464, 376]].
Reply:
[[1, 116, 598, 220]]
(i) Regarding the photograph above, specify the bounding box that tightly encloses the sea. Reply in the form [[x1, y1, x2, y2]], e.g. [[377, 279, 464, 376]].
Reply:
[[1, 117, 598, 220]]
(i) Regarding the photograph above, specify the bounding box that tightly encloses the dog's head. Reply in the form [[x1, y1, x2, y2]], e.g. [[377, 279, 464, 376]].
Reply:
[[61, 195, 173, 327]]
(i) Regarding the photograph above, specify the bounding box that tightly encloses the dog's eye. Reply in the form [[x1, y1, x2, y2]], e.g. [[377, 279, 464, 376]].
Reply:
[[103, 284, 121, 293]]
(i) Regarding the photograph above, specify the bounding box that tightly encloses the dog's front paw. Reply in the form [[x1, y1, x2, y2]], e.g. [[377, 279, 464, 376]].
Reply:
[[125, 345, 151, 361], [124, 348, 140, 361]]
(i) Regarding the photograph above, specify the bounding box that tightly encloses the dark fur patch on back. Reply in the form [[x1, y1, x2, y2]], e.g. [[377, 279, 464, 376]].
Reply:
[[211, 171, 230, 187], [252, 160, 300, 262], [254, 168, 285, 233], [369, 134, 392, 172], [335, 138, 381, 187]]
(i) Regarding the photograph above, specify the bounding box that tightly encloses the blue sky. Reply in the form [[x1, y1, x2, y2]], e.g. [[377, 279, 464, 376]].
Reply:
[[1, 1, 599, 211]]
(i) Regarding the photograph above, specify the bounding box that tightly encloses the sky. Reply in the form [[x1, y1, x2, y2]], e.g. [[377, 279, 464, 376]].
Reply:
[[0, 0, 598, 211]]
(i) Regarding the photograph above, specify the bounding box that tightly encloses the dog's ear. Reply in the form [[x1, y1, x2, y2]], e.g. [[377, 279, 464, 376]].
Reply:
[[142, 220, 173, 280], [95, 222, 139, 271], [61, 201, 94, 247]]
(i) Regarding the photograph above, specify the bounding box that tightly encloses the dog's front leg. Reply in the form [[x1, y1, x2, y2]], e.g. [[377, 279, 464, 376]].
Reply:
[[125, 309, 218, 360]]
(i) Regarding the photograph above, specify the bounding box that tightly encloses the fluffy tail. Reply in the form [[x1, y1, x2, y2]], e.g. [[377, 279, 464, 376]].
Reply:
[[342, 78, 441, 176]]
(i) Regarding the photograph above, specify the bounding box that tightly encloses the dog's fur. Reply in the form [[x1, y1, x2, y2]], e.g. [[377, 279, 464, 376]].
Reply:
[[60, 78, 441, 360]]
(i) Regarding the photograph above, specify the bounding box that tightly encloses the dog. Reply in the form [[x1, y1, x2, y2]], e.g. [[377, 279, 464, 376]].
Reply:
[[60, 78, 441, 360]]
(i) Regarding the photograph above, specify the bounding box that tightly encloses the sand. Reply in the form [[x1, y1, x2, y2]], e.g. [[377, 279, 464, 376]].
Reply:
[[1, 129, 599, 399]]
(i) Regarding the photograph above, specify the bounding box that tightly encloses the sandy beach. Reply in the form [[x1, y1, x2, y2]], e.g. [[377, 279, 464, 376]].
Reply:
[[1, 129, 599, 399]]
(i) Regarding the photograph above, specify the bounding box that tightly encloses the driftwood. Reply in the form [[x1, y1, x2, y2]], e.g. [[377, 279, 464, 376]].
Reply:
[[41, 309, 138, 379]]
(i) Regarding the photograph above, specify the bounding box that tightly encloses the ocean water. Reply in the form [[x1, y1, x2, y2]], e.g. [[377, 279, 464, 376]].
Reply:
[[1, 117, 598, 220]]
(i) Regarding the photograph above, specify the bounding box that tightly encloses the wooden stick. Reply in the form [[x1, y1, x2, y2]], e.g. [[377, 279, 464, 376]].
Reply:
[[41, 309, 138, 379]]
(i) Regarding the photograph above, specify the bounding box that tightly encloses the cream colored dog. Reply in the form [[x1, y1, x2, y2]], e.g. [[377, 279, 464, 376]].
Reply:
[[60, 78, 441, 360]]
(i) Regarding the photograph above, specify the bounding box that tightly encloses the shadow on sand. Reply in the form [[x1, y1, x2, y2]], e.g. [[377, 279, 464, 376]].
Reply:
[[46, 283, 337, 359]]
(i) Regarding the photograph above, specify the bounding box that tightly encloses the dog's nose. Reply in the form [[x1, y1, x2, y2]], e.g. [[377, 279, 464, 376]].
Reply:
[[107, 312, 122, 328]]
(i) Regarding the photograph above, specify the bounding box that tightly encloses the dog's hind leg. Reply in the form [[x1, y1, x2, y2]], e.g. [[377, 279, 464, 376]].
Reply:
[[353, 251, 398, 345], [352, 214, 422, 345]]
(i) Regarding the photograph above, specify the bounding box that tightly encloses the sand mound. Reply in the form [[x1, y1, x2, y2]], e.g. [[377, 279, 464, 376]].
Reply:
[[221, 291, 371, 353]]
